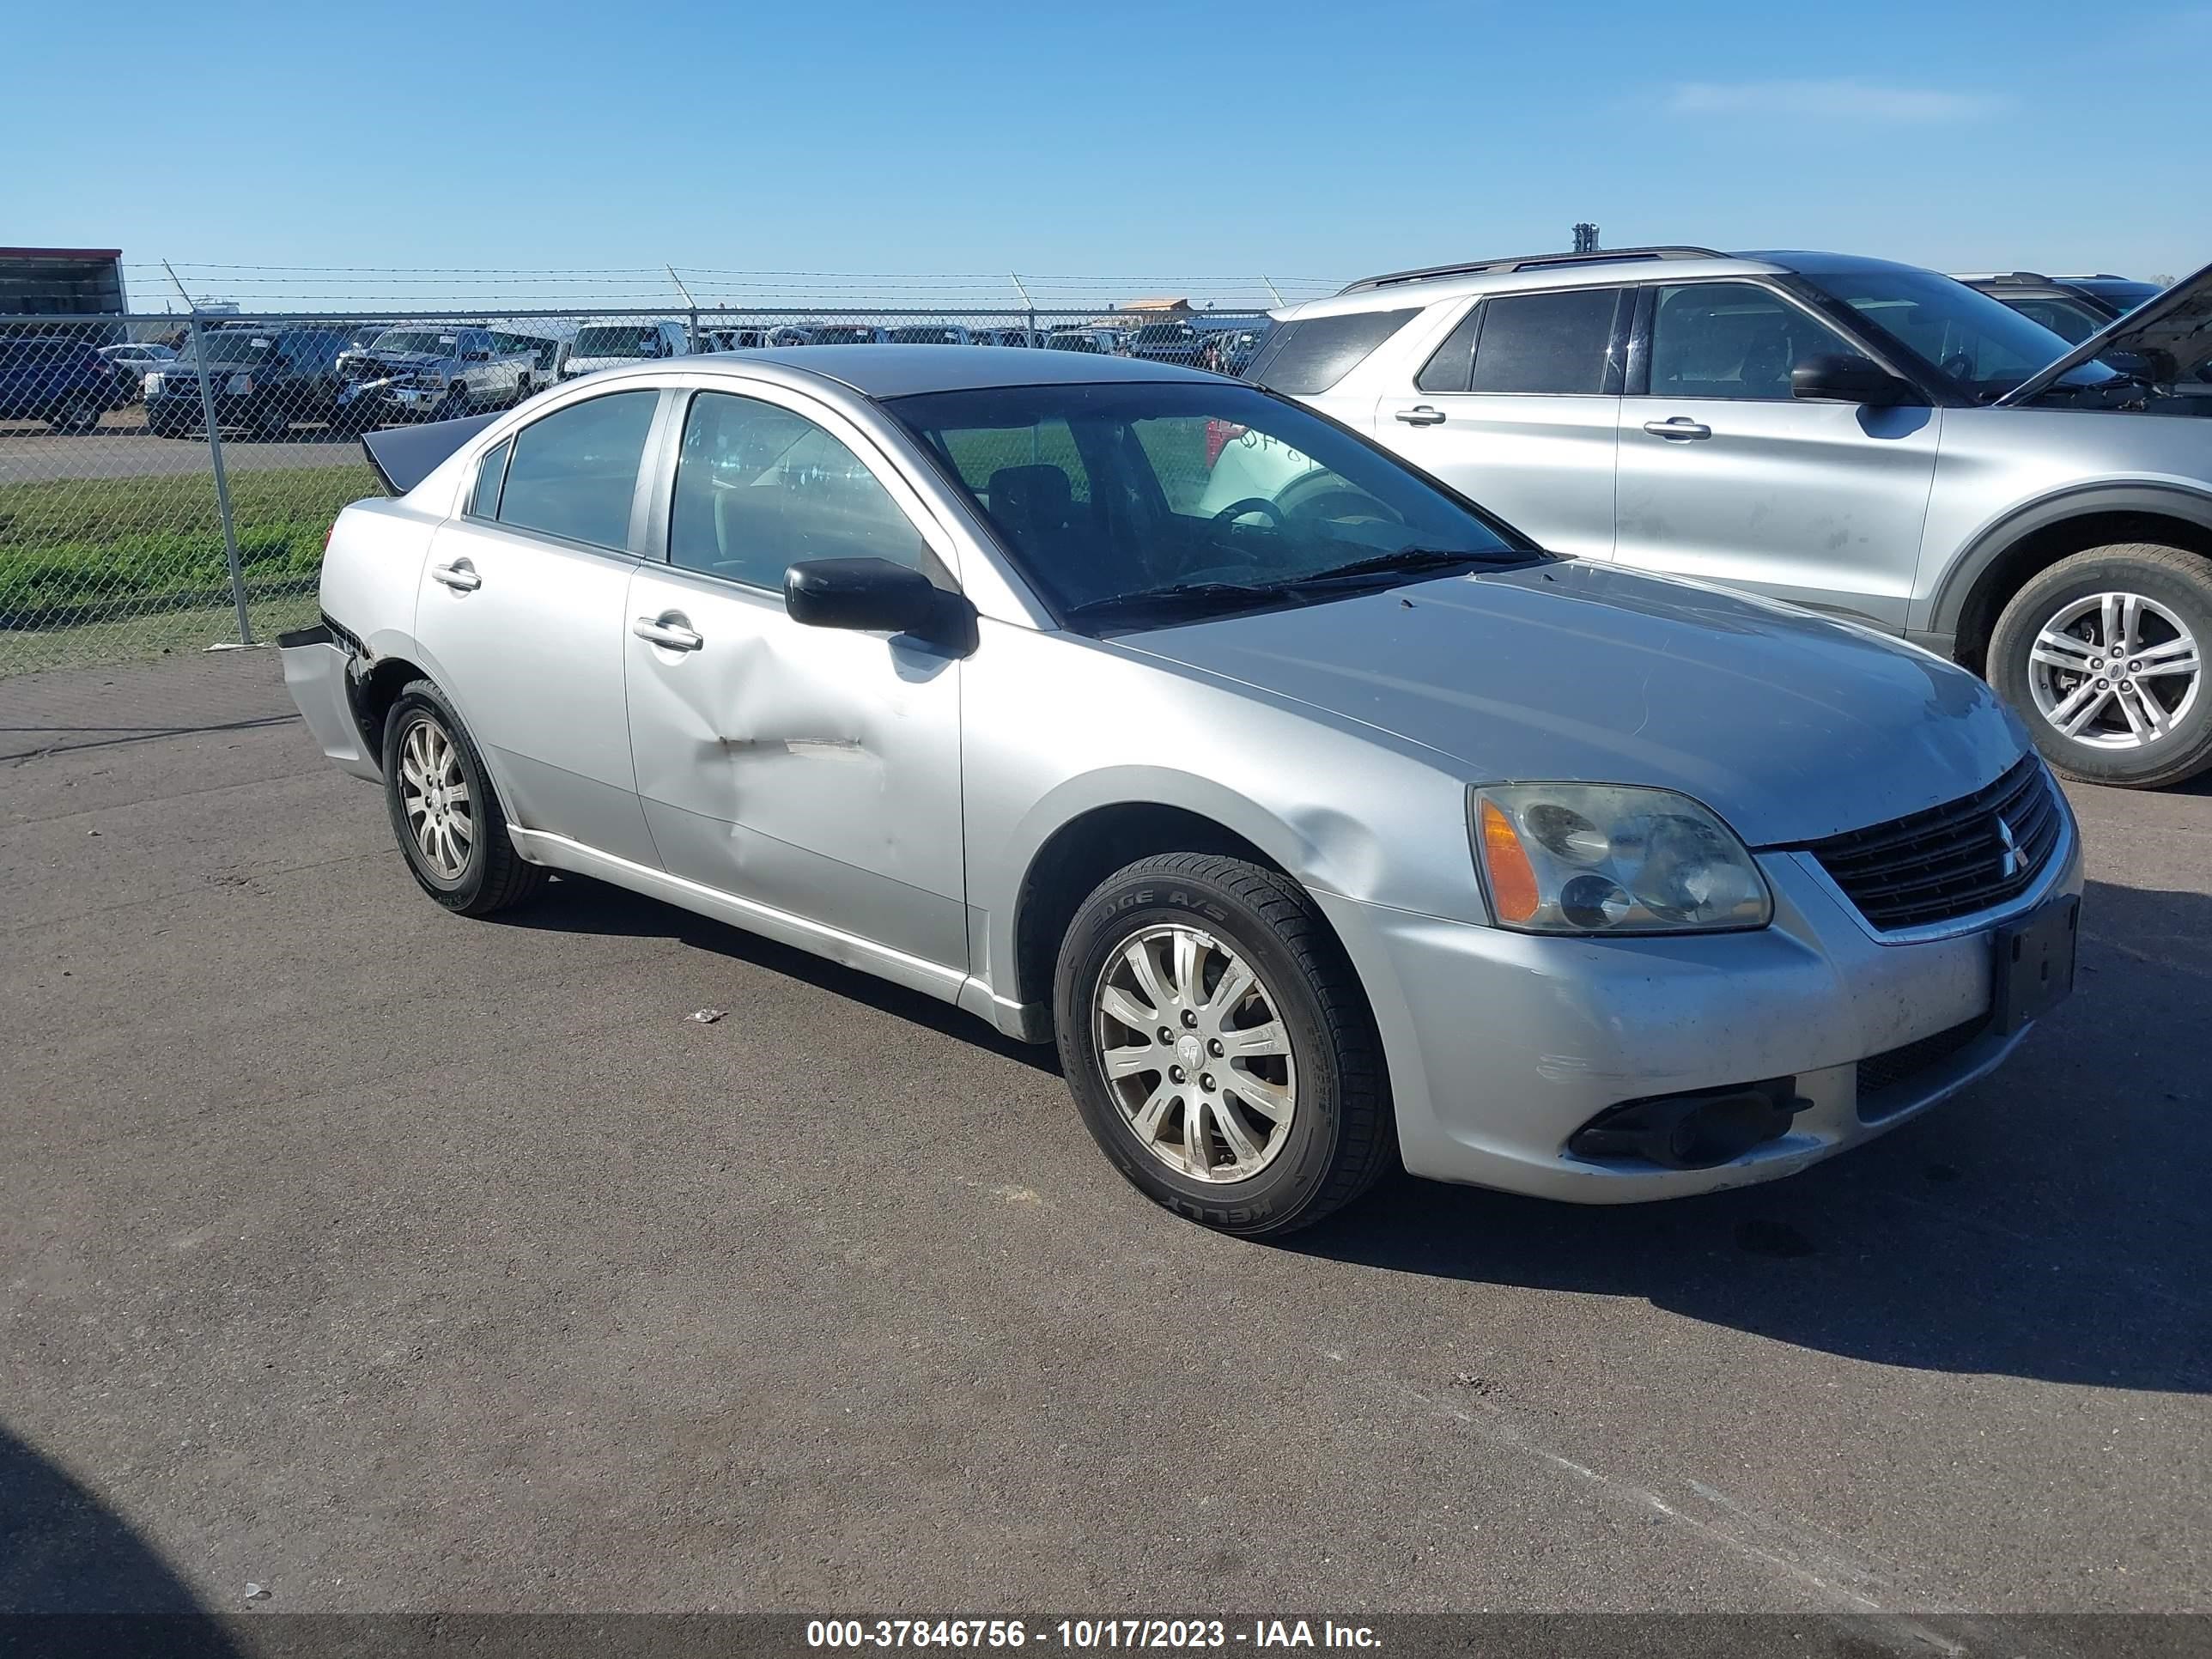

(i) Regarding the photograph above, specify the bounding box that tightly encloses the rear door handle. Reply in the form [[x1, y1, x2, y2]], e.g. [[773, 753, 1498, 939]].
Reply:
[[633, 616, 703, 652], [1642, 418, 1712, 440], [1395, 404, 1447, 426], [429, 560, 481, 592]]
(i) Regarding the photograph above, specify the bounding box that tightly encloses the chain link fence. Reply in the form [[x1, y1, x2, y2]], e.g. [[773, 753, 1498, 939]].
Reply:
[[0, 300, 1280, 678]]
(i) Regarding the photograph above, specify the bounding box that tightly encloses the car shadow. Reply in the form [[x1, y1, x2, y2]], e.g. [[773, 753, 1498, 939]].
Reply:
[[0, 1422, 243, 1653], [1285, 874, 2211, 1395], [495, 873, 1060, 1075], [500, 871, 2208, 1394]]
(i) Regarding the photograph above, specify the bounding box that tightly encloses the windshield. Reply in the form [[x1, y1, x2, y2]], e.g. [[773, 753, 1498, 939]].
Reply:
[[574, 325, 662, 356], [889, 380, 1528, 622], [193, 331, 278, 363], [1799, 268, 2113, 398], [888, 326, 963, 343], [372, 329, 459, 356], [811, 325, 881, 344]]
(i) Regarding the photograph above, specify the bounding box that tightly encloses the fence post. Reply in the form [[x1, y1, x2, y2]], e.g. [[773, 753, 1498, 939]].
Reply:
[[667, 266, 702, 351], [1010, 272, 1037, 341], [186, 313, 253, 647]]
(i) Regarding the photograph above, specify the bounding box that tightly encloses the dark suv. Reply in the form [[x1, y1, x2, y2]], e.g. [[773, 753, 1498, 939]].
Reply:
[[0, 336, 117, 433], [1955, 271, 2165, 346], [144, 325, 351, 440]]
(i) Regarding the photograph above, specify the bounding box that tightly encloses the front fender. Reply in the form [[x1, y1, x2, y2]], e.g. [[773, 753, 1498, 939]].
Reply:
[[1922, 476, 2212, 639]]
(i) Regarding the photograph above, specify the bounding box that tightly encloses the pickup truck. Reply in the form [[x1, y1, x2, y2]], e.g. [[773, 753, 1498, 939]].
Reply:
[[335, 325, 543, 427]]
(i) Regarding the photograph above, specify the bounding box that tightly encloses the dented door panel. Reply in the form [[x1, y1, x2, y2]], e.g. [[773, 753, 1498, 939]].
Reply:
[[623, 565, 967, 972]]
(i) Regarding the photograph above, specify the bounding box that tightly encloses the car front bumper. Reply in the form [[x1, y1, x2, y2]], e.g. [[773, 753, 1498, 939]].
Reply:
[[1313, 804, 2084, 1202]]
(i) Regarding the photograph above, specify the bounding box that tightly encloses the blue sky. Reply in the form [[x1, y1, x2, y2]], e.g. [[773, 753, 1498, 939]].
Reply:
[[5, 0, 2208, 301]]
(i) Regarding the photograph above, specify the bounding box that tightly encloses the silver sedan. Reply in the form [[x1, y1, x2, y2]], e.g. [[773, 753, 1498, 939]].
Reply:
[[282, 349, 2082, 1236]]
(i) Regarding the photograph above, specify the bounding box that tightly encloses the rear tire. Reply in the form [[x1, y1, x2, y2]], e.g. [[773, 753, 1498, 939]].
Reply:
[[380, 680, 548, 916], [1988, 544, 2212, 788], [1053, 854, 1395, 1237]]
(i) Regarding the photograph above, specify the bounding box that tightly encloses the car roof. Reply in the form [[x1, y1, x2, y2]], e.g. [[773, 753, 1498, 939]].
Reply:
[[723, 343, 1218, 398]]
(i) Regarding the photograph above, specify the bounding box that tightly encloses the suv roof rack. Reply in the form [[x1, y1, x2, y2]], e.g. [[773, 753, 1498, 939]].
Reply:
[[1953, 270, 2054, 285], [1338, 246, 1727, 295]]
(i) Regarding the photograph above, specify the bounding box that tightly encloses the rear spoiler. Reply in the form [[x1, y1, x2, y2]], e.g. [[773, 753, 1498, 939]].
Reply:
[[361, 411, 498, 496]]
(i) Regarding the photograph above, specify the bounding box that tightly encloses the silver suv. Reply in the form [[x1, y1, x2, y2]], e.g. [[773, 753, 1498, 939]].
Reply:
[[1243, 246, 2212, 787]]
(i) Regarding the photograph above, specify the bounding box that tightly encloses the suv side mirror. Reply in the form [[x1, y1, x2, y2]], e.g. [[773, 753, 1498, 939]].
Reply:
[[1791, 353, 1914, 406], [785, 557, 976, 654]]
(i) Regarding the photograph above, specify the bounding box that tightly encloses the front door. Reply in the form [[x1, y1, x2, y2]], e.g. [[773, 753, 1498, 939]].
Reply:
[[1372, 285, 1629, 561], [1613, 281, 1941, 632], [623, 386, 967, 972], [411, 386, 663, 867]]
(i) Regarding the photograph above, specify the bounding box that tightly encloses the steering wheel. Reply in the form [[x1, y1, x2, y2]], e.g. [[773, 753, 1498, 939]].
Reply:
[[1211, 496, 1284, 529], [1941, 352, 1977, 382]]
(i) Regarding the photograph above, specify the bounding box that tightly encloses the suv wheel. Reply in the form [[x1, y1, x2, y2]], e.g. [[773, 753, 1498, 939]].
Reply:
[[1989, 544, 2212, 788], [1053, 854, 1395, 1237]]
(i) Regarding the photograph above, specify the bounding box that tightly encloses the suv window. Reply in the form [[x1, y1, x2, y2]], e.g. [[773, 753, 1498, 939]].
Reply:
[[496, 390, 659, 550], [1466, 289, 1623, 395], [1648, 283, 1851, 400], [1243, 308, 1418, 394], [670, 392, 919, 590], [1414, 304, 1485, 392]]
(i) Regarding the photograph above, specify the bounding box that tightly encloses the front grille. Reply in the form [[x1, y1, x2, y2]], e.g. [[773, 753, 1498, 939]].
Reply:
[[1857, 1015, 1989, 1097], [1799, 756, 2062, 931]]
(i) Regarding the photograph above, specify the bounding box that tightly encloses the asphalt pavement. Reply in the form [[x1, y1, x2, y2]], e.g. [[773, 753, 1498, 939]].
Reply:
[[2, 652, 2206, 1626]]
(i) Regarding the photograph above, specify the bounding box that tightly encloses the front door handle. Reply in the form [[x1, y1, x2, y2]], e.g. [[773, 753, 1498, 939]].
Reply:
[[1395, 404, 1447, 427], [1642, 417, 1712, 440], [430, 559, 481, 592], [633, 616, 703, 652]]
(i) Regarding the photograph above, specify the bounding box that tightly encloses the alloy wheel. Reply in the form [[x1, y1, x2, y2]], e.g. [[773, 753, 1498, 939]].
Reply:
[[1091, 923, 1297, 1183], [2027, 591, 2201, 750], [397, 715, 475, 880]]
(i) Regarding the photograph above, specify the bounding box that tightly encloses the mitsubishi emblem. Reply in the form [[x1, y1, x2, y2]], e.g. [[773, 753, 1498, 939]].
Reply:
[[1995, 815, 2020, 879]]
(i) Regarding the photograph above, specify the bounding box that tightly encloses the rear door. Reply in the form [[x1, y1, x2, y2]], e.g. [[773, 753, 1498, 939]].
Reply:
[[1372, 286, 1628, 560], [623, 383, 967, 973], [412, 387, 666, 867], [1613, 281, 1939, 631]]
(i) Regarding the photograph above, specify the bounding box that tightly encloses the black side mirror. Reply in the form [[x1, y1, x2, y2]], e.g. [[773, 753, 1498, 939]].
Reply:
[[1791, 352, 1914, 406], [785, 557, 976, 654]]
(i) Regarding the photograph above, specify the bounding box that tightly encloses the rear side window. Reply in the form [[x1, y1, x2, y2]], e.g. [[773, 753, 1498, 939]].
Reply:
[[1467, 289, 1624, 395], [1244, 307, 1418, 394], [496, 391, 658, 550], [1415, 304, 1485, 392], [467, 438, 512, 519]]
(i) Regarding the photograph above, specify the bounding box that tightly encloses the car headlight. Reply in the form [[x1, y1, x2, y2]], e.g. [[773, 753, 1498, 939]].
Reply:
[[142, 373, 162, 396], [1471, 783, 1771, 934], [225, 373, 253, 395]]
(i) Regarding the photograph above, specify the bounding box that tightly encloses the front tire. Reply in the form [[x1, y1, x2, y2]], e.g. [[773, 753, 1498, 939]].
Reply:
[[381, 680, 547, 916], [1053, 854, 1394, 1237], [1989, 544, 2212, 788]]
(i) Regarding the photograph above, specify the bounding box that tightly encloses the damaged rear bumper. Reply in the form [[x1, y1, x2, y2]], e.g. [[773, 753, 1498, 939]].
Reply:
[[277, 624, 381, 781]]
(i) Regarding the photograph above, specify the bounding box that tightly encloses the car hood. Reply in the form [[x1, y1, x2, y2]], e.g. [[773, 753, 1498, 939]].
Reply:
[[1999, 258, 2212, 404], [1112, 561, 2031, 848]]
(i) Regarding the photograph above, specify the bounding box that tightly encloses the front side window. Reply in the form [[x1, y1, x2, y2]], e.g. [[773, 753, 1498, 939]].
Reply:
[[669, 392, 920, 590], [1467, 288, 1624, 395], [495, 390, 658, 551], [1794, 265, 2109, 398], [891, 380, 1528, 621], [1648, 283, 1854, 401]]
